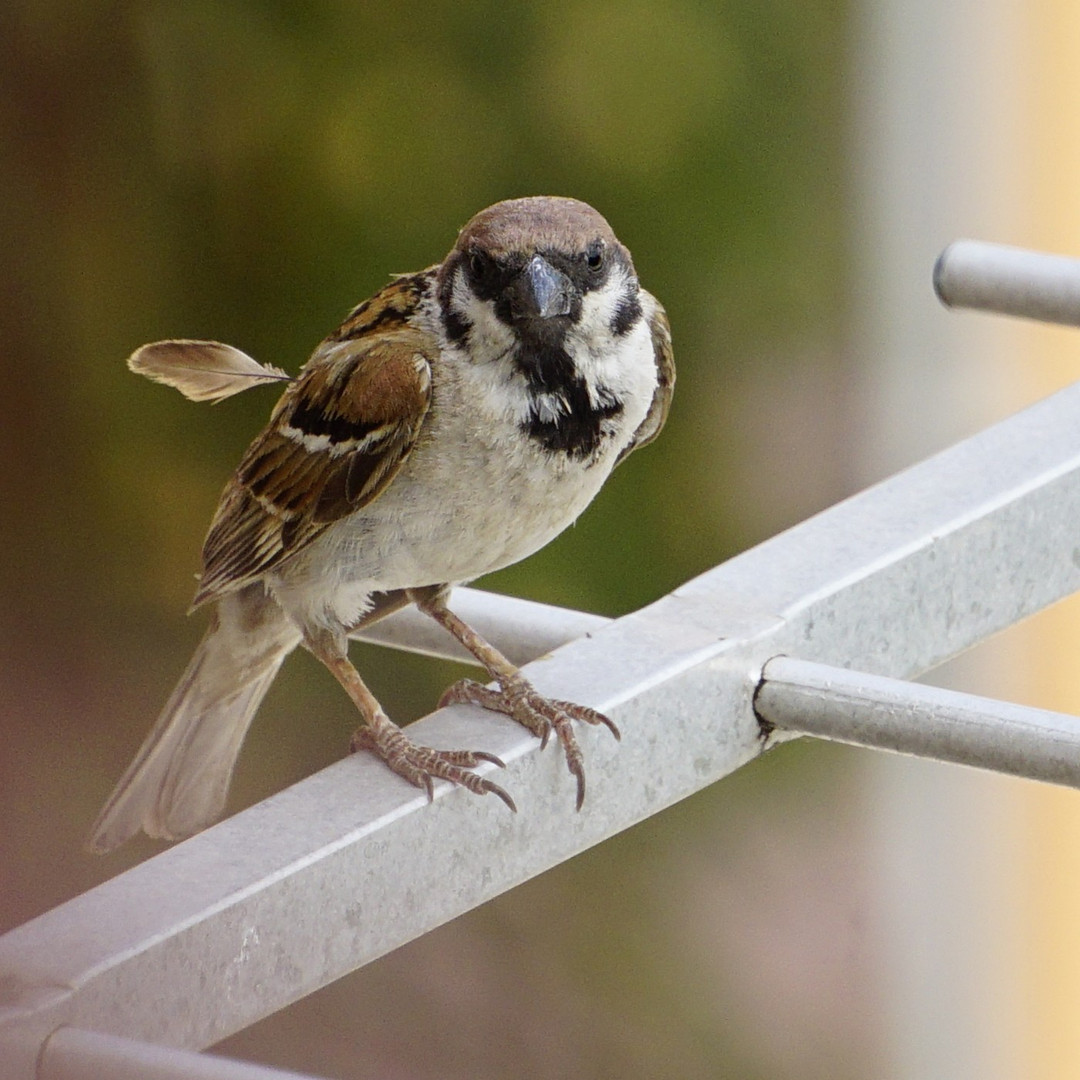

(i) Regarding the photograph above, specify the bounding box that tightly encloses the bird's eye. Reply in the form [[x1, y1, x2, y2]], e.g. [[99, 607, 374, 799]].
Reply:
[[586, 243, 605, 273]]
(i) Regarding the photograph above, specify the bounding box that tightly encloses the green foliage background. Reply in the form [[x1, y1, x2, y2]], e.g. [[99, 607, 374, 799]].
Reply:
[[0, 2, 870, 1077]]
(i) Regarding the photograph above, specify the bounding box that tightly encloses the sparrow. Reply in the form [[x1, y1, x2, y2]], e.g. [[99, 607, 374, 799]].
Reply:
[[88, 196, 674, 853]]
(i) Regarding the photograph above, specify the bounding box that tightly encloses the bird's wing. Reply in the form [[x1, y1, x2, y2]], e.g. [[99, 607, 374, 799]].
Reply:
[[192, 327, 434, 606], [617, 291, 675, 463]]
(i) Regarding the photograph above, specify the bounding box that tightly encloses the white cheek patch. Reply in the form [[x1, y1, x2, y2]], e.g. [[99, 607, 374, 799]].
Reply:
[[570, 268, 653, 403], [443, 266, 534, 425], [576, 276, 621, 341], [450, 269, 516, 362], [572, 268, 637, 363]]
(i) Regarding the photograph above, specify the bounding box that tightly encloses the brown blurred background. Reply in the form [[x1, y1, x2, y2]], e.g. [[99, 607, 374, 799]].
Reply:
[[9, 1, 1062, 1078]]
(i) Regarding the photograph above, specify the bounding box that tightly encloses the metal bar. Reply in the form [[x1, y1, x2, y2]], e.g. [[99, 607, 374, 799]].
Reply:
[[755, 657, 1080, 788], [349, 588, 611, 667], [6, 376, 1080, 1075], [40, 1027, 325, 1080], [934, 239, 1080, 326]]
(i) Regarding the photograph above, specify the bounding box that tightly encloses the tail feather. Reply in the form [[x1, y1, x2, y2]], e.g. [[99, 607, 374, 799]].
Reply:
[[88, 585, 300, 853]]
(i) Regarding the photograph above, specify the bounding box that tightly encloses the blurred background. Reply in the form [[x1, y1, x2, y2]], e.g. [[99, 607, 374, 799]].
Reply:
[[4, 1, 1080, 1078]]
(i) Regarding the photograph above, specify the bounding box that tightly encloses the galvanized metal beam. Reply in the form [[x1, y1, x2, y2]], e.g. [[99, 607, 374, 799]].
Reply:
[[6, 373, 1080, 1077]]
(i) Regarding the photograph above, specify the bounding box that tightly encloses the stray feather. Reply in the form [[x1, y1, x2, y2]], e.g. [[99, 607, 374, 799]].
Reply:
[[128, 340, 292, 403]]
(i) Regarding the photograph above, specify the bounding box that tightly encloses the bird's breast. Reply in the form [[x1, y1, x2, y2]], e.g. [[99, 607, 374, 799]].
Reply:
[[269, 321, 656, 629]]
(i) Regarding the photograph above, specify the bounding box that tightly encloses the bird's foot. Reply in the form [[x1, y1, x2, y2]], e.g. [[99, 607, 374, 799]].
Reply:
[[438, 676, 619, 810], [350, 719, 516, 811]]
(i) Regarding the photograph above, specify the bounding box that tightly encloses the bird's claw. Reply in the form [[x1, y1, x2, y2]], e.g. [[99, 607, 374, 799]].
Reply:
[[438, 677, 619, 810], [350, 723, 516, 811]]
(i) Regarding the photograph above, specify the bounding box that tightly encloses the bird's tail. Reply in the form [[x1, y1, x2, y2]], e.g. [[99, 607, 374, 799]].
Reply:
[[88, 584, 301, 853]]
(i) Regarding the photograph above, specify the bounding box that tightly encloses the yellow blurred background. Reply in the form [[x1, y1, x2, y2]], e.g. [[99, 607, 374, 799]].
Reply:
[[4, 2, 1080, 1078]]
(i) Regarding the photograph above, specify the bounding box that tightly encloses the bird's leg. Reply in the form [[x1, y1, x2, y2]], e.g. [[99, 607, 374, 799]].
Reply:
[[305, 630, 515, 810], [408, 587, 619, 810]]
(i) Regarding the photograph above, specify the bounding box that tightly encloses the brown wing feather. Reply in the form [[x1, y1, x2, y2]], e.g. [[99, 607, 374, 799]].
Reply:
[[332, 270, 434, 341], [617, 292, 675, 464], [192, 324, 433, 607]]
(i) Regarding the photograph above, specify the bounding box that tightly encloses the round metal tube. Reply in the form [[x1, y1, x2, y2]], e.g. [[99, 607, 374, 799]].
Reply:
[[349, 587, 611, 667], [934, 239, 1080, 327], [756, 656, 1080, 788]]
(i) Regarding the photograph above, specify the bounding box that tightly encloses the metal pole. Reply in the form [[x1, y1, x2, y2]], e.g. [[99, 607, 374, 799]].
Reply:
[[935, 240, 1080, 327], [755, 656, 1080, 787], [349, 587, 611, 666]]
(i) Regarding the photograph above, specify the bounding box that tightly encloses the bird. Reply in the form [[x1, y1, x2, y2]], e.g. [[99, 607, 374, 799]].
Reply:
[[88, 196, 674, 853]]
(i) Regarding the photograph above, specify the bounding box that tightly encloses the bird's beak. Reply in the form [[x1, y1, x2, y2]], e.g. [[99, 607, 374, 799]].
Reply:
[[509, 254, 573, 320]]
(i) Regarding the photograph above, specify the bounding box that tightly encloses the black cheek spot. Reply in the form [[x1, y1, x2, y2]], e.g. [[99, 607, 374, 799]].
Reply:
[[442, 305, 472, 344], [437, 257, 475, 344], [610, 293, 643, 337]]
